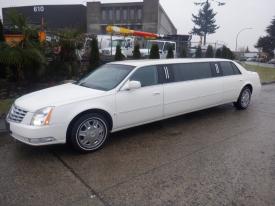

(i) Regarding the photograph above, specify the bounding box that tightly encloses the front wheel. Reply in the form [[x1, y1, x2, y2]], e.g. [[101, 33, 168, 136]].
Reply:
[[234, 87, 252, 110], [69, 113, 110, 153]]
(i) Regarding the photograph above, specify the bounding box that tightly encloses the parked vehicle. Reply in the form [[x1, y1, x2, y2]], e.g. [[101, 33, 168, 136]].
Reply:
[[246, 57, 257, 62], [6, 59, 261, 152], [268, 59, 275, 64], [80, 35, 134, 59], [140, 40, 177, 59]]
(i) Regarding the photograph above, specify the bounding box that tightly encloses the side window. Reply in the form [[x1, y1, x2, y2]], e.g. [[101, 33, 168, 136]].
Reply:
[[210, 62, 222, 77], [220, 62, 235, 76], [164, 43, 175, 51], [171, 63, 212, 82], [230, 62, 241, 74], [130, 66, 158, 87]]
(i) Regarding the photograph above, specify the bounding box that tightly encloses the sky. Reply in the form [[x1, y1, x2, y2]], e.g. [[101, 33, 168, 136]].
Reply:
[[0, 0, 275, 51]]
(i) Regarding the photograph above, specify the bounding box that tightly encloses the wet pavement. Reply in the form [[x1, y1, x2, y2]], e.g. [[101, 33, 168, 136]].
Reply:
[[0, 84, 275, 206]]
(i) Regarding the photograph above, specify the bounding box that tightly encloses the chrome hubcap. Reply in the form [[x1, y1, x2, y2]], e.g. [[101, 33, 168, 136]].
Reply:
[[241, 89, 251, 108], [76, 118, 106, 149]]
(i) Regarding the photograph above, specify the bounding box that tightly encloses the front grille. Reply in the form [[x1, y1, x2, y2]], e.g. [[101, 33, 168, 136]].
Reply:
[[8, 105, 28, 123]]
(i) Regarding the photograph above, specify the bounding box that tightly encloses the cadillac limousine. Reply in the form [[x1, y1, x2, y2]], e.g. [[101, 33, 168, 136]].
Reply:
[[6, 59, 261, 152]]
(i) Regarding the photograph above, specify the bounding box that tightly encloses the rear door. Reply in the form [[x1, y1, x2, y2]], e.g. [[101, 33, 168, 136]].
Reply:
[[219, 61, 243, 103], [163, 62, 223, 117]]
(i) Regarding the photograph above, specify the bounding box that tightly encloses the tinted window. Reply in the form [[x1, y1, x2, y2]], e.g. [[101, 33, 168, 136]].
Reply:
[[130, 66, 158, 87], [231, 62, 241, 74], [172, 63, 212, 82], [210, 62, 223, 77], [220, 62, 235, 76]]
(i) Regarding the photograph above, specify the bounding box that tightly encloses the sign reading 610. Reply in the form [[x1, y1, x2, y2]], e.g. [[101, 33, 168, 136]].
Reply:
[[33, 6, 44, 12]]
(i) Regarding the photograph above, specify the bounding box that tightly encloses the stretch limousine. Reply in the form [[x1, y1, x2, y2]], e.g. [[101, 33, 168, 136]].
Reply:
[[6, 59, 261, 152]]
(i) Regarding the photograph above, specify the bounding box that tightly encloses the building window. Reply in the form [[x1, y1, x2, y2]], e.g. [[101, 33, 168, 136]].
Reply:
[[123, 9, 127, 20], [116, 9, 121, 21], [137, 8, 142, 20], [109, 9, 113, 20], [102, 10, 107, 21], [130, 9, 135, 20]]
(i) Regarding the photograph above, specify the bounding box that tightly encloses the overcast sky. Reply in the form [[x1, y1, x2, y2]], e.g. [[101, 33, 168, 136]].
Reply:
[[1, 0, 275, 51]]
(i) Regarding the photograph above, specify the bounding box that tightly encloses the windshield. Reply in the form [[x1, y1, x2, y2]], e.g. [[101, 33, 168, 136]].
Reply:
[[77, 64, 134, 91], [147, 41, 165, 50], [109, 39, 126, 48]]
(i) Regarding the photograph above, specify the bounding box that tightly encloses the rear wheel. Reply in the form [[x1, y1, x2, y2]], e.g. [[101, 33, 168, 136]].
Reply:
[[234, 87, 252, 110], [69, 113, 109, 153]]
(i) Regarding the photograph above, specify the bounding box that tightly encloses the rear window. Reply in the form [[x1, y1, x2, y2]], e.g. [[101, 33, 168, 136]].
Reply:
[[231, 62, 241, 74], [220, 62, 241, 76], [171, 63, 212, 82]]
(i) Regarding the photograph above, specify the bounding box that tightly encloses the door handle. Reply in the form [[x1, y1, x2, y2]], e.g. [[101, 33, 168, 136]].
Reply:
[[153, 92, 161, 95]]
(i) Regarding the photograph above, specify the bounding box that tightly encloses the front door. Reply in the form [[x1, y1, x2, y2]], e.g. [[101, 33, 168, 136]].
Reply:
[[115, 65, 163, 128]]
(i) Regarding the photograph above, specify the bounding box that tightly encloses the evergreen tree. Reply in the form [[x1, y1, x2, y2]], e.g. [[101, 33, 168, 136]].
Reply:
[[215, 48, 222, 58], [221, 45, 227, 58], [255, 17, 275, 58], [195, 46, 202, 58], [166, 45, 174, 59], [221, 45, 234, 59], [192, 1, 220, 45], [89, 36, 100, 71], [0, 19, 4, 42], [180, 48, 187, 58], [114, 45, 124, 61], [132, 43, 141, 59], [149, 44, 160, 59], [205, 45, 214, 57]]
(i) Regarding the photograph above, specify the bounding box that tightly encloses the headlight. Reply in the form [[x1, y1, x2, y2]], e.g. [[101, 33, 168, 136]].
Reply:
[[31, 107, 54, 126]]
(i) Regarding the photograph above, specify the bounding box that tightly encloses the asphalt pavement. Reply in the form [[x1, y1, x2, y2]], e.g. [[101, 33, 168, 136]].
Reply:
[[0, 84, 275, 206]]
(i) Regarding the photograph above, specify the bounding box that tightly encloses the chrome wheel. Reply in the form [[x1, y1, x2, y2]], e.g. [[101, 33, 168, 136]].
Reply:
[[76, 117, 107, 150], [240, 89, 251, 108]]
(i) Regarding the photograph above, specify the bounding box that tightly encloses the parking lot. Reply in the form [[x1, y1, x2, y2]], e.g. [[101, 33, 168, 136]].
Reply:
[[0, 84, 275, 206]]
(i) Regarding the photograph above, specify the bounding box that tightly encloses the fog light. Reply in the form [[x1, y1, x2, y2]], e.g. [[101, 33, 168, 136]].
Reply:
[[28, 137, 56, 144]]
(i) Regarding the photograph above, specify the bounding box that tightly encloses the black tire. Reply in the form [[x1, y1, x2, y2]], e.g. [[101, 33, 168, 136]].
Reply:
[[69, 113, 110, 153], [234, 86, 252, 110]]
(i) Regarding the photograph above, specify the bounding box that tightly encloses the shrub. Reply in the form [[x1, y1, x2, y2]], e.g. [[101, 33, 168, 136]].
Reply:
[[166, 45, 174, 59], [205, 45, 214, 58], [132, 43, 141, 59], [149, 44, 160, 59], [180, 48, 187, 58], [114, 45, 124, 61], [89, 36, 100, 71], [215, 48, 222, 58], [195, 46, 202, 58]]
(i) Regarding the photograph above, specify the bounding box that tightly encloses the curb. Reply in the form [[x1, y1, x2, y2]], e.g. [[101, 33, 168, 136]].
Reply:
[[262, 81, 275, 85]]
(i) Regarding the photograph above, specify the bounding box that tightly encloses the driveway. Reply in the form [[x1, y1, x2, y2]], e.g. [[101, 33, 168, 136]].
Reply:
[[0, 84, 275, 206]]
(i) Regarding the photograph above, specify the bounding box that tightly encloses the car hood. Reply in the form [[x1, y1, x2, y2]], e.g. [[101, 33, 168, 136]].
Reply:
[[15, 83, 107, 112]]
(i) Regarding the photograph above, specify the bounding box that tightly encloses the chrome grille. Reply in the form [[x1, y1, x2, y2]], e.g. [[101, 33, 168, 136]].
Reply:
[[8, 105, 28, 123]]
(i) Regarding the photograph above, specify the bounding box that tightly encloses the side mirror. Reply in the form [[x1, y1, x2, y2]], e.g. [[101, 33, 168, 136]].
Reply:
[[122, 80, 141, 91]]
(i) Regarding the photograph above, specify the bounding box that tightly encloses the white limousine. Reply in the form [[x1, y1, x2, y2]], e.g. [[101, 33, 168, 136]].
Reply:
[[6, 59, 261, 152]]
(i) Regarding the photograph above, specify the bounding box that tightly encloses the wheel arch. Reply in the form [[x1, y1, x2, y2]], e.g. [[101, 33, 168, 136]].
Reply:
[[66, 108, 113, 142], [243, 83, 253, 93]]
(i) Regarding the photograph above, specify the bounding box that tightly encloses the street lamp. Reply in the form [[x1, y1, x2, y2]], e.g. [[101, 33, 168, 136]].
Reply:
[[235, 27, 253, 52]]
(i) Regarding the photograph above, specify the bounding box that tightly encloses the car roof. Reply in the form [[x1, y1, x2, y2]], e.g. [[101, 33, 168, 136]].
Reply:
[[109, 58, 233, 67]]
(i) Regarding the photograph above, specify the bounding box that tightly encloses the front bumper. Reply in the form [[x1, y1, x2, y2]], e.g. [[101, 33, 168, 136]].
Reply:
[[7, 120, 67, 146]]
